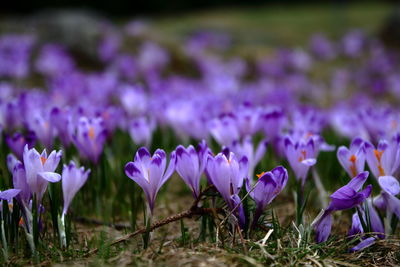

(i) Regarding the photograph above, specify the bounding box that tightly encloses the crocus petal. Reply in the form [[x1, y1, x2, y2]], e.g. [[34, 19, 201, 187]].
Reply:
[[347, 171, 369, 191], [313, 210, 333, 243], [378, 176, 400, 196], [350, 237, 376, 252], [38, 172, 62, 183], [301, 158, 316, 166], [0, 189, 21, 201]]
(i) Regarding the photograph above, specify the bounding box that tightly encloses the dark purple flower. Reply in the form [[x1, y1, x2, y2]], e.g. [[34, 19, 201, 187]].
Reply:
[[5, 132, 36, 160], [246, 166, 288, 227], [125, 147, 176, 213], [313, 172, 372, 243], [337, 137, 366, 178]]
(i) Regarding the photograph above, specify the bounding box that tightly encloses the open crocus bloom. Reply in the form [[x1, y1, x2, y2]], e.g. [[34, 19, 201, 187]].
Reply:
[[72, 117, 107, 163], [284, 136, 317, 185], [313, 171, 372, 243], [125, 147, 176, 213], [337, 137, 366, 178], [364, 137, 400, 179], [23, 145, 62, 202]]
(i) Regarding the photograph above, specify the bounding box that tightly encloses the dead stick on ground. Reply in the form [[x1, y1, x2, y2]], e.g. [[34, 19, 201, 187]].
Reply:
[[86, 186, 219, 256]]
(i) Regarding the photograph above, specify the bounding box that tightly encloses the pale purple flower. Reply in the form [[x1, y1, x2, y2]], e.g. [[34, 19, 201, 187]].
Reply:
[[128, 117, 156, 147], [206, 148, 248, 227], [337, 137, 366, 178], [72, 117, 107, 163], [364, 137, 400, 179], [125, 148, 176, 213], [62, 161, 90, 215], [231, 137, 268, 178], [23, 145, 62, 202], [209, 114, 240, 147], [175, 141, 210, 198], [283, 136, 317, 185]]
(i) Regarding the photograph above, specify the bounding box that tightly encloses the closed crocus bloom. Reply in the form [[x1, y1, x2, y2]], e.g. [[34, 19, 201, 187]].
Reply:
[[284, 136, 317, 185], [125, 147, 176, 213], [72, 117, 107, 163], [364, 136, 400, 179], [23, 145, 62, 202], [62, 161, 90, 215], [128, 117, 156, 147], [12, 162, 31, 205], [232, 137, 268, 178], [27, 111, 54, 149], [5, 132, 36, 160], [206, 148, 248, 227], [50, 107, 74, 147], [175, 141, 210, 198], [337, 137, 366, 178], [313, 171, 372, 243], [246, 166, 288, 227]]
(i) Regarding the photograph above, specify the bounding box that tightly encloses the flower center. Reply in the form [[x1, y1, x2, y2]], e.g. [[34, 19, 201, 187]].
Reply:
[[88, 127, 95, 140], [298, 150, 307, 162], [349, 154, 357, 177], [374, 149, 385, 176], [40, 156, 47, 165], [256, 172, 265, 179]]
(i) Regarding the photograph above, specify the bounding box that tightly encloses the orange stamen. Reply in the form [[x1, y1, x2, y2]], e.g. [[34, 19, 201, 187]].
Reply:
[[349, 154, 357, 177], [40, 156, 47, 165], [374, 149, 385, 176], [298, 150, 307, 162], [88, 127, 95, 140], [256, 172, 266, 179]]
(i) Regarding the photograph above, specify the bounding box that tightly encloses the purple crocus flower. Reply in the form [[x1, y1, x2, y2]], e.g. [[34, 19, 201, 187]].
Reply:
[[283, 136, 317, 185], [6, 132, 36, 160], [364, 137, 400, 179], [378, 175, 400, 220], [231, 137, 268, 178], [206, 149, 248, 227], [209, 114, 240, 147], [72, 117, 107, 163], [313, 171, 372, 243], [175, 141, 210, 198], [246, 166, 288, 227], [125, 147, 176, 213], [128, 117, 156, 147], [12, 162, 31, 205], [62, 161, 90, 215], [337, 137, 366, 178], [23, 145, 62, 202], [50, 107, 74, 147]]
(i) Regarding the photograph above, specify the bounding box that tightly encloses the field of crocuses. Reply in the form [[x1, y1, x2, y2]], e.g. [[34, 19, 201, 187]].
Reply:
[[0, 3, 399, 266]]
